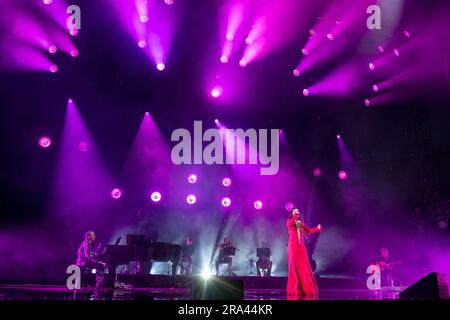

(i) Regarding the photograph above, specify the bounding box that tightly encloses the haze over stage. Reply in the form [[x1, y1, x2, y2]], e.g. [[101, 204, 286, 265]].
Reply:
[[0, 0, 449, 300]]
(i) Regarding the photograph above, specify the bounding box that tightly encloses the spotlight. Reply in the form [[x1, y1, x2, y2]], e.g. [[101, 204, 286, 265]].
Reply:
[[253, 200, 263, 210], [313, 168, 322, 177], [221, 197, 231, 207], [111, 188, 122, 199], [188, 174, 198, 184], [301, 48, 309, 56], [48, 45, 57, 54], [239, 59, 247, 67], [214, 119, 219, 124], [302, 89, 309, 97], [68, 98, 73, 104], [326, 33, 334, 40], [70, 48, 79, 57], [38, 136, 52, 148], [49, 64, 58, 73], [139, 15, 149, 23], [164, 0, 174, 5], [338, 170, 348, 180], [404, 30, 411, 38], [201, 267, 212, 280], [393, 49, 400, 57], [187, 194, 197, 205], [377, 45, 384, 53], [211, 86, 222, 98], [372, 84, 379, 92], [369, 63, 375, 71], [336, 134, 341, 139], [285, 202, 295, 212], [309, 29, 316, 36], [222, 177, 232, 187], [244, 37, 252, 45], [220, 56, 228, 64], [138, 40, 147, 48], [364, 99, 371, 107], [78, 141, 89, 152], [151, 191, 162, 202], [43, 0, 53, 4], [293, 69, 300, 77], [69, 28, 78, 36], [156, 63, 165, 71], [225, 33, 234, 41]]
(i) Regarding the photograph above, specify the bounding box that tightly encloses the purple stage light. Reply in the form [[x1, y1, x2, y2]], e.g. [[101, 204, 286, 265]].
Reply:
[[49, 64, 58, 73], [139, 15, 149, 23], [111, 188, 122, 199], [285, 202, 294, 212], [372, 85, 379, 93], [221, 197, 231, 207], [404, 30, 411, 38], [302, 89, 309, 97], [364, 99, 371, 107], [79, 141, 89, 152], [151, 191, 162, 202], [336, 134, 341, 139], [222, 177, 232, 187], [156, 63, 165, 71], [211, 86, 222, 98], [43, 0, 53, 4], [313, 168, 322, 177], [68, 98, 73, 104], [254, 200, 263, 210], [48, 45, 57, 54], [70, 28, 78, 37], [164, 0, 174, 5], [214, 119, 219, 124], [220, 56, 229, 64], [377, 45, 384, 53], [338, 170, 348, 180], [187, 194, 197, 205], [239, 58, 247, 67], [326, 33, 334, 41], [245, 37, 252, 45], [309, 29, 316, 36], [70, 49, 79, 57], [225, 33, 234, 41], [301, 48, 309, 56], [138, 40, 147, 48], [38, 136, 52, 148], [393, 49, 400, 57], [293, 69, 300, 77], [188, 174, 198, 184], [369, 63, 375, 71]]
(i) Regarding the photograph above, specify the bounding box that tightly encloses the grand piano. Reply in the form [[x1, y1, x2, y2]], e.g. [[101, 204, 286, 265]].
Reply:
[[100, 234, 182, 276]]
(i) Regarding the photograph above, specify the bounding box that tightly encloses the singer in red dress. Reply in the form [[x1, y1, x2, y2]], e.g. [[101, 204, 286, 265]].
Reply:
[[286, 208, 322, 300]]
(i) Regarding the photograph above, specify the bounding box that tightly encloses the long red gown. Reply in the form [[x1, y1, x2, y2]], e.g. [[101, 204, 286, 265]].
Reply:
[[286, 215, 320, 300]]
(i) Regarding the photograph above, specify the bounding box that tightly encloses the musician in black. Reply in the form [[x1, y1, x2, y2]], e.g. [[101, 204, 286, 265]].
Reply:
[[179, 237, 194, 275], [256, 241, 272, 276], [76, 231, 107, 288], [373, 247, 398, 288], [215, 238, 234, 276]]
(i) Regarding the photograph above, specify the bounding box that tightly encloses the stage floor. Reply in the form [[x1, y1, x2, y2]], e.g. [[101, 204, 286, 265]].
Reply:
[[0, 275, 405, 300]]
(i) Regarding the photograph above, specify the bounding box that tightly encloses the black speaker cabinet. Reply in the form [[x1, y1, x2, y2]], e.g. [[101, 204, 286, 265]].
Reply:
[[191, 277, 244, 300], [400, 272, 449, 299]]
